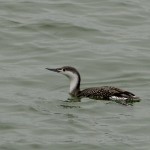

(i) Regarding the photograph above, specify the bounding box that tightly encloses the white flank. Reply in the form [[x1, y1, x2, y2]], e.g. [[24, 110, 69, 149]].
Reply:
[[110, 96, 127, 101]]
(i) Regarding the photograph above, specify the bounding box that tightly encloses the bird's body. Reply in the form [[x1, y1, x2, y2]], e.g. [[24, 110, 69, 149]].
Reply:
[[78, 86, 137, 101], [46, 66, 140, 103]]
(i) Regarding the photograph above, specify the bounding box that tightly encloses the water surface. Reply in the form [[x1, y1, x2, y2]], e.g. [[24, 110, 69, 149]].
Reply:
[[0, 0, 150, 150]]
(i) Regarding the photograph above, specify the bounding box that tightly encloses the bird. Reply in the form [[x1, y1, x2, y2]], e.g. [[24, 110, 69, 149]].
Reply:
[[46, 66, 140, 103]]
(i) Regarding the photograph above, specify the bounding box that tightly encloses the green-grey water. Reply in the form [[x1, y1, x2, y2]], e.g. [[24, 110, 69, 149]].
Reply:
[[0, 0, 150, 149]]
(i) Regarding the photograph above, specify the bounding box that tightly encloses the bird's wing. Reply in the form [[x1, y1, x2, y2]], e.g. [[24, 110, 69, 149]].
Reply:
[[79, 86, 135, 100]]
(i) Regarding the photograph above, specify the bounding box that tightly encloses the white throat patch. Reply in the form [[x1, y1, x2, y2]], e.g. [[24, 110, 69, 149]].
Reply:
[[61, 71, 79, 93]]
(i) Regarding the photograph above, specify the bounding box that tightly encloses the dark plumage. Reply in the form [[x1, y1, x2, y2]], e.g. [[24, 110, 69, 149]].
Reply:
[[79, 86, 137, 100]]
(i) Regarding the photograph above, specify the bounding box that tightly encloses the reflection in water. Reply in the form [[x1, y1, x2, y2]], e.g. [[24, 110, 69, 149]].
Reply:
[[66, 97, 81, 102], [63, 96, 139, 106], [60, 97, 81, 109], [60, 104, 80, 109]]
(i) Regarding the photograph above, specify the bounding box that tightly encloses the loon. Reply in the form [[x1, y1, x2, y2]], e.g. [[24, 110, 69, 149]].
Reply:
[[46, 66, 140, 103]]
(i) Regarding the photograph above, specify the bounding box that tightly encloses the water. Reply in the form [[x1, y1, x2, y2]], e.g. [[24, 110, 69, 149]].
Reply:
[[0, 0, 150, 149]]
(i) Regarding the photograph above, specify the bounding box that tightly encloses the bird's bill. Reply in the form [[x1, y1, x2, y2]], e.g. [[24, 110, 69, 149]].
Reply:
[[45, 68, 60, 73]]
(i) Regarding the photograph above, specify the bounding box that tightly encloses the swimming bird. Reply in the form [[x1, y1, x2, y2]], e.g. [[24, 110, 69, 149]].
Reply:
[[46, 66, 140, 103]]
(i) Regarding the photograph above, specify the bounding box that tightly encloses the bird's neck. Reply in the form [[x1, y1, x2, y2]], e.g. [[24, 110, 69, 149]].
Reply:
[[69, 73, 81, 96]]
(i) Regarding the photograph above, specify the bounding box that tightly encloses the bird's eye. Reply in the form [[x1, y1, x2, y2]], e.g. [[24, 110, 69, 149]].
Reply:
[[62, 68, 66, 72]]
